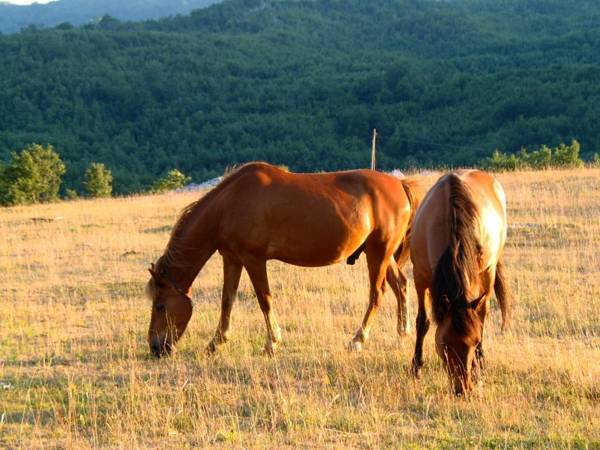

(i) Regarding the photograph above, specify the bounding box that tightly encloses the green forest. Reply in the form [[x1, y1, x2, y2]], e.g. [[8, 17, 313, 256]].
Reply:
[[1, 0, 600, 193]]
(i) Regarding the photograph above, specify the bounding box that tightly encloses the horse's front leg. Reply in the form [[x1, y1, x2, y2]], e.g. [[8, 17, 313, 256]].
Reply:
[[206, 256, 242, 354], [472, 271, 495, 380], [472, 294, 492, 384], [472, 318, 486, 385], [411, 277, 430, 378], [243, 256, 282, 356]]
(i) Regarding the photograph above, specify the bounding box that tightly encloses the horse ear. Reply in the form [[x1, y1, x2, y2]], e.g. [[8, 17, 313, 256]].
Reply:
[[470, 293, 486, 311], [441, 295, 451, 308], [148, 266, 166, 285]]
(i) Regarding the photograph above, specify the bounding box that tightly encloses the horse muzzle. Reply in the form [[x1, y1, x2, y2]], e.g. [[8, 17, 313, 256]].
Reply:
[[150, 336, 173, 358]]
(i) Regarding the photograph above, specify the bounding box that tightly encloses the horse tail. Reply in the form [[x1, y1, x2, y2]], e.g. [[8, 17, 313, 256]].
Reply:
[[430, 174, 482, 324], [494, 257, 511, 331], [393, 177, 425, 263]]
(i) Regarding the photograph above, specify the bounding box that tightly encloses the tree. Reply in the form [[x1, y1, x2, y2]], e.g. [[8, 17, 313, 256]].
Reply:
[[151, 169, 191, 193], [84, 162, 113, 198], [0, 144, 66, 206]]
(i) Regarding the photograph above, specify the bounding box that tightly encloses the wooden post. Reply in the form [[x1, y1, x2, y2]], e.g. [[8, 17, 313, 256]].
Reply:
[[370, 128, 378, 170]]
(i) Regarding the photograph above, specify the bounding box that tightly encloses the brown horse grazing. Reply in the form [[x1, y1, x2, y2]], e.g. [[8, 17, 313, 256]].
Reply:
[[409, 170, 510, 395], [146, 162, 426, 357]]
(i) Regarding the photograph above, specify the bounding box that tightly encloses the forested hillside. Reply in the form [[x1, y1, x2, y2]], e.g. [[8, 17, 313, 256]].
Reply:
[[1, 0, 600, 193], [0, 0, 221, 34]]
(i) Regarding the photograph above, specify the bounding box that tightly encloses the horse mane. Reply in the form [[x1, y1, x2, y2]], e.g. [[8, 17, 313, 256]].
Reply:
[[430, 173, 482, 326]]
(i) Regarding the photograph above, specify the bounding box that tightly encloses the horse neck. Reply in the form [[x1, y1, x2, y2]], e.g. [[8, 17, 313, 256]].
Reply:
[[160, 203, 219, 292], [161, 245, 215, 293]]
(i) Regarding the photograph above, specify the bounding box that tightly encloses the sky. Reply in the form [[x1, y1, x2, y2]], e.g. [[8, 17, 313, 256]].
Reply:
[[1, 1, 56, 4]]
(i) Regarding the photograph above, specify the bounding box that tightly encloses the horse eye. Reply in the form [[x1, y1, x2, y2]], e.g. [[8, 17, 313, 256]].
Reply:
[[155, 304, 166, 313]]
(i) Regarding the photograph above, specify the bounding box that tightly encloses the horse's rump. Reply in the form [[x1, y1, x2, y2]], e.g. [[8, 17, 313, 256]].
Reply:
[[393, 177, 427, 262], [346, 176, 426, 266]]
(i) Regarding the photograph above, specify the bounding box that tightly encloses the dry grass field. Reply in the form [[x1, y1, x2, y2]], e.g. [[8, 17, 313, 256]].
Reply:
[[1, 168, 599, 449]]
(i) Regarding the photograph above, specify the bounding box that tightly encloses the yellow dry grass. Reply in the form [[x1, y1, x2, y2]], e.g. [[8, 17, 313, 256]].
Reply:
[[0, 168, 599, 449]]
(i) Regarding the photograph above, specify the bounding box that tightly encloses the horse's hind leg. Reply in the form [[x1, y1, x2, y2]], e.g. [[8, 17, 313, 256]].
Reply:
[[473, 269, 495, 378], [386, 259, 411, 337], [411, 276, 430, 378], [243, 256, 282, 356], [349, 243, 390, 351], [206, 255, 243, 354]]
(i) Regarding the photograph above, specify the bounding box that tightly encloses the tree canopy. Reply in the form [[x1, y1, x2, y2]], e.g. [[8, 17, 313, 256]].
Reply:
[[0, 144, 65, 205]]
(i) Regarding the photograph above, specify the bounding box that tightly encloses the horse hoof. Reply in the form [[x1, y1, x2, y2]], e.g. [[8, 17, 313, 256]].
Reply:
[[410, 363, 422, 379], [263, 342, 277, 357], [347, 340, 363, 352], [205, 341, 217, 355], [397, 323, 412, 337]]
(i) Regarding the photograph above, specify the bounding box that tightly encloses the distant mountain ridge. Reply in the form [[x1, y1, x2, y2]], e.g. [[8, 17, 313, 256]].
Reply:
[[0, 0, 222, 33]]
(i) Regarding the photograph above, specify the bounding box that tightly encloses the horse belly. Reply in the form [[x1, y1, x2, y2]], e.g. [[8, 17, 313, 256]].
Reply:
[[265, 222, 369, 267], [219, 177, 373, 267]]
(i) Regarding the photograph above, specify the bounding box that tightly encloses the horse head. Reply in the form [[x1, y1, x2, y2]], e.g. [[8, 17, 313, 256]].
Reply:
[[146, 263, 193, 357], [434, 293, 486, 395]]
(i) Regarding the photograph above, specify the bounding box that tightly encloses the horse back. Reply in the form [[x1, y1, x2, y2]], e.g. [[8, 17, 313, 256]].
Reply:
[[212, 163, 411, 266], [219, 163, 410, 224], [410, 170, 506, 279]]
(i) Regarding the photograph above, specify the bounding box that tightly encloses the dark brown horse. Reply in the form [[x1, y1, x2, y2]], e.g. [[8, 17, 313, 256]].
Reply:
[[409, 170, 510, 395], [146, 162, 425, 357]]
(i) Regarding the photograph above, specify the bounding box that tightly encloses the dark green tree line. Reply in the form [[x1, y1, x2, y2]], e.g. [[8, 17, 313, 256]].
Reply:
[[1, 0, 600, 193]]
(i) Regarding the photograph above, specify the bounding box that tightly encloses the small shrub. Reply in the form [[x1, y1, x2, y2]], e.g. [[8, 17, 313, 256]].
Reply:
[[151, 169, 191, 193], [84, 163, 113, 198], [486, 140, 584, 171], [521, 145, 552, 169], [487, 149, 521, 171]]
